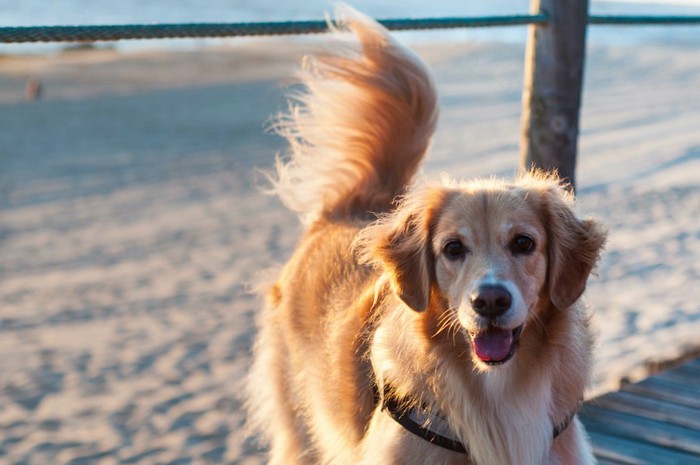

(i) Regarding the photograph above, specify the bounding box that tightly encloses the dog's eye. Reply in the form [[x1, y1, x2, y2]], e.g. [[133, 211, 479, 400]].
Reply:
[[510, 235, 535, 254], [443, 240, 467, 260]]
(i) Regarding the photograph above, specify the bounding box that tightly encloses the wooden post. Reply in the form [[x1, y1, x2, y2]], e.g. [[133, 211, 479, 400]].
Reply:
[[519, 0, 589, 192]]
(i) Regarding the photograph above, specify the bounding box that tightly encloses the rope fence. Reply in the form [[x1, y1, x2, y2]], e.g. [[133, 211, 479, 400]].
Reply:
[[590, 14, 700, 25], [1, 14, 700, 43]]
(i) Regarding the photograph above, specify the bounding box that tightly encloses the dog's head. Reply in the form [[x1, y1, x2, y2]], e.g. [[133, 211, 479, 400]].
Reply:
[[356, 172, 606, 368]]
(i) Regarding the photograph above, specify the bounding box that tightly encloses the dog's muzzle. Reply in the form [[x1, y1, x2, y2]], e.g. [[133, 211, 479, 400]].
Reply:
[[466, 284, 523, 364]]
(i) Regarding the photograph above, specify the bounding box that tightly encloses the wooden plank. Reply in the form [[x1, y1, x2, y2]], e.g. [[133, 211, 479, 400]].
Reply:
[[621, 376, 700, 409], [588, 431, 700, 465], [594, 455, 642, 465], [585, 358, 700, 463], [588, 389, 700, 430], [580, 404, 700, 455], [519, 0, 589, 190], [677, 363, 700, 377], [686, 358, 700, 372], [656, 367, 700, 387]]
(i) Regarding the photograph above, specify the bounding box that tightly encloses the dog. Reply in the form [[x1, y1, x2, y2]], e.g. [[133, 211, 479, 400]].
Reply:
[[246, 7, 606, 465]]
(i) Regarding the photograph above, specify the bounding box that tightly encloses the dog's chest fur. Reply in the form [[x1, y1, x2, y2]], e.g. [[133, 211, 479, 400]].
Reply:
[[368, 306, 554, 465]]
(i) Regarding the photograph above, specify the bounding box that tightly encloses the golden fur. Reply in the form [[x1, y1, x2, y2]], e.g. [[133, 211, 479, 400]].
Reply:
[[246, 7, 607, 465]]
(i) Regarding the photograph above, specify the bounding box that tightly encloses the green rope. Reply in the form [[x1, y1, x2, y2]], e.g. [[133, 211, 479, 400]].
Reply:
[[589, 14, 700, 25], [0, 15, 545, 43], [1, 14, 699, 44]]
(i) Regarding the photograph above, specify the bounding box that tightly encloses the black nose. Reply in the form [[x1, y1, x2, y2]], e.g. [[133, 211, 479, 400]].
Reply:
[[470, 285, 512, 318]]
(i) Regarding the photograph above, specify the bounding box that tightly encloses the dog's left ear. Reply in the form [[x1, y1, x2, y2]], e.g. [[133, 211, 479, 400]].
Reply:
[[355, 204, 435, 312], [541, 187, 607, 310]]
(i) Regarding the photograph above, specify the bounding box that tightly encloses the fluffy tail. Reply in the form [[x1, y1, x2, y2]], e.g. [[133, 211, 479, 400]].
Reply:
[[270, 6, 439, 225]]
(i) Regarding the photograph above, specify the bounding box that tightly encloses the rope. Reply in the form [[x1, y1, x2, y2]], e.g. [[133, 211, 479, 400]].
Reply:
[[1, 14, 699, 44], [589, 14, 700, 25], [0, 15, 546, 44]]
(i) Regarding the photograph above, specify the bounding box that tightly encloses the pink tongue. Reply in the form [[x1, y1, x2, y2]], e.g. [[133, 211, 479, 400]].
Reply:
[[472, 327, 513, 362]]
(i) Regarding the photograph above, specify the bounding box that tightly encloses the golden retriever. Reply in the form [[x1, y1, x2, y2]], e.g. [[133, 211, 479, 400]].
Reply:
[[246, 7, 606, 465]]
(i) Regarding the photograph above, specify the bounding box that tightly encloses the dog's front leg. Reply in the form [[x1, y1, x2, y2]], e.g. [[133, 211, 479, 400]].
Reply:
[[548, 417, 597, 465], [358, 409, 415, 465]]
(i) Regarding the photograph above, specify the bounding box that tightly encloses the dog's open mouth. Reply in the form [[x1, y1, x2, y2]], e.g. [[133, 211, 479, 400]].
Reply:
[[469, 325, 523, 365]]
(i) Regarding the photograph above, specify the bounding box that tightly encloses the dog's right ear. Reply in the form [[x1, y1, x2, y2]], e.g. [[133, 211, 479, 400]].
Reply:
[[355, 187, 453, 312], [354, 205, 435, 312]]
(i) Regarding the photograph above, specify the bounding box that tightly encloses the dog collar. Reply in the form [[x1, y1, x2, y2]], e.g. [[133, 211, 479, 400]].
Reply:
[[381, 385, 580, 455], [382, 390, 467, 453]]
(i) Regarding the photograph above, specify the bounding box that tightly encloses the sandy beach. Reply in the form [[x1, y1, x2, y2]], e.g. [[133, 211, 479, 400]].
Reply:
[[0, 35, 698, 464]]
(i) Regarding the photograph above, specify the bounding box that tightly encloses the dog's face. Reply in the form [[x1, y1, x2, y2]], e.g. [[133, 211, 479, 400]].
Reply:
[[357, 174, 606, 369], [431, 189, 547, 366]]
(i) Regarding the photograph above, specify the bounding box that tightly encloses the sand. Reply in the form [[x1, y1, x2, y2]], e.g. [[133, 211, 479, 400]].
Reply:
[[0, 36, 698, 464]]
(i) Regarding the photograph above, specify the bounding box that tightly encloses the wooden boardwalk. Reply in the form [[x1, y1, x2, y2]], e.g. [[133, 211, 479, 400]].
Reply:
[[580, 357, 700, 465]]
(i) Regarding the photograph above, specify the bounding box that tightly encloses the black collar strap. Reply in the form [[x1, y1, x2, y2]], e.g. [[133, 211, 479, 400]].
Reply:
[[381, 385, 580, 455], [382, 392, 467, 454], [552, 399, 583, 439]]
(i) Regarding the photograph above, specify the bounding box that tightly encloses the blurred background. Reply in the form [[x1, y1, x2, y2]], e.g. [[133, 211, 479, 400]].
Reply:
[[1, 1, 699, 464]]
